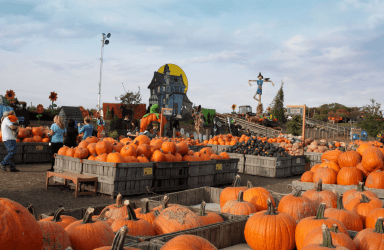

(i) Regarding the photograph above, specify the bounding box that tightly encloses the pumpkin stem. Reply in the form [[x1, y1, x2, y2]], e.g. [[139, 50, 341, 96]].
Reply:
[[140, 199, 150, 214], [161, 196, 170, 210], [27, 204, 38, 220], [237, 190, 245, 202], [336, 194, 344, 210], [315, 203, 326, 219], [110, 225, 129, 250], [246, 181, 253, 188], [374, 218, 384, 234], [82, 207, 95, 224], [329, 224, 339, 233], [293, 186, 302, 197], [233, 174, 241, 187], [315, 179, 323, 192], [124, 200, 138, 221], [360, 194, 371, 203], [264, 198, 277, 215], [97, 207, 110, 220], [51, 207, 66, 222], [356, 182, 366, 192], [116, 193, 123, 207], [319, 224, 336, 248], [200, 201, 207, 216]]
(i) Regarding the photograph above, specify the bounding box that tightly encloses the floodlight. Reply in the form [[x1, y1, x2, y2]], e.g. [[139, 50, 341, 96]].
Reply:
[[107, 33, 111, 38], [105, 40, 109, 45]]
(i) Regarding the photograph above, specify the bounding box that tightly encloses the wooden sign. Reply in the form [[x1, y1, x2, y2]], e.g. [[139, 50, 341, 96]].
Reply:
[[286, 105, 306, 156]]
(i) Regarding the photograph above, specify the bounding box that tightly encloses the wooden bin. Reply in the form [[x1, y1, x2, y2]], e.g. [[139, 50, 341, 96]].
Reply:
[[23, 142, 52, 163], [141, 187, 248, 249], [291, 155, 306, 176], [153, 162, 189, 193], [207, 144, 218, 154], [227, 153, 245, 173], [82, 160, 155, 198], [54, 154, 83, 174], [244, 155, 292, 178], [216, 145, 231, 154], [188, 145, 206, 153], [214, 159, 239, 185], [304, 152, 322, 168], [188, 161, 215, 189], [0, 142, 24, 164]]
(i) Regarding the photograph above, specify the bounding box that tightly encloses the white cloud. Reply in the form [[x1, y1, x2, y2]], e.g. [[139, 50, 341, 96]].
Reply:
[[145, 46, 163, 53]]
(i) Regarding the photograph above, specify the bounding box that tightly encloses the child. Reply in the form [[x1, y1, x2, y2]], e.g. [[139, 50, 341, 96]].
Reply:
[[78, 116, 94, 140]]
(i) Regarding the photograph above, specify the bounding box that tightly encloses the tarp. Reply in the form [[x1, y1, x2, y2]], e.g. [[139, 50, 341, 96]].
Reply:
[[0, 104, 14, 118]]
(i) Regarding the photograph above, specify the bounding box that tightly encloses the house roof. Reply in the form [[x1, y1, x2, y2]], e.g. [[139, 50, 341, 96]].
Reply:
[[58, 106, 82, 116]]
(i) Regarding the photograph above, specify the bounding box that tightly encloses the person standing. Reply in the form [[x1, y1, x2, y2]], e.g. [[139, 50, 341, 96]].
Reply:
[[122, 116, 130, 134], [78, 116, 94, 140], [1, 111, 20, 172], [48, 115, 66, 171], [64, 119, 78, 147], [96, 117, 105, 139]]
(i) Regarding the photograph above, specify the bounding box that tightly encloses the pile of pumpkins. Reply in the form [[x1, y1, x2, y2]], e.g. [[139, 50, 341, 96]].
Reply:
[[0, 195, 219, 250], [0, 126, 50, 143], [300, 143, 384, 189], [57, 134, 229, 163], [220, 175, 384, 250]]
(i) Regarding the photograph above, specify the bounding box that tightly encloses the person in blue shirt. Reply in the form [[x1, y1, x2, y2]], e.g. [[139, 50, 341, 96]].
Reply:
[[78, 116, 94, 140], [48, 115, 66, 171]]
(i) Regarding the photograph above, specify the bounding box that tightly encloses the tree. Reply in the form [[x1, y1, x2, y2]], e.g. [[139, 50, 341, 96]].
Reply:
[[270, 80, 286, 123], [358, 99, 384, 137], [115, 84, 142, 119], [286, 115, 302, 136]]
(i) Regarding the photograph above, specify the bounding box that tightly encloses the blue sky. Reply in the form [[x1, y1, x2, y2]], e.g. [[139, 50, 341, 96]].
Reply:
[[1, 0, 383, 114]]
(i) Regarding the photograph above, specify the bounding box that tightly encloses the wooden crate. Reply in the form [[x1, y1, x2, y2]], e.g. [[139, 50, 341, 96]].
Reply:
[[23, 142, 51, 154], [214, 159, 239, 185], [23, 153, 53, 163], [244, 155, 292, 178], [207, 144, 218, 154], [217, 145, 231, 154], [153, 162, 189, 192], [188, 161, 215, 189], [291, 155, 306, 176], [227, 153, 245, 173], [54, 154, 83, 174], [82, 160, 155, 198], [292, 181, 384, 200], [125, 242, 164, 250], [304, 152, 322, 167], [188, 145, 206, 153]]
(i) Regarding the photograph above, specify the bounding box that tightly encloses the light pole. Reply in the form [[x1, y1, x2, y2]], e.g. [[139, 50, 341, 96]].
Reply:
[[97, 32, 111, 117]]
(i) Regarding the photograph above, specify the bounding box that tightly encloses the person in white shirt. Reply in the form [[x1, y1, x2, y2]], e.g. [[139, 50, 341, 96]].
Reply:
[[1, 111, 19, 172]]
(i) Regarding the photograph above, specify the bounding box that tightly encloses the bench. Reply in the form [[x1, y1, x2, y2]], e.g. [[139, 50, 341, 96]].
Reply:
[[46, 171, 98, 198]]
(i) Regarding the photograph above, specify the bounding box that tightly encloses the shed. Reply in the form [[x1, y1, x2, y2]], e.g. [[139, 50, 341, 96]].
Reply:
[[58, 106, 83, 127]]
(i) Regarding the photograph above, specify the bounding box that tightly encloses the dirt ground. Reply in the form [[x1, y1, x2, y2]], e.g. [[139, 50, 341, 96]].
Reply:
[[0, 162, 300, 215]]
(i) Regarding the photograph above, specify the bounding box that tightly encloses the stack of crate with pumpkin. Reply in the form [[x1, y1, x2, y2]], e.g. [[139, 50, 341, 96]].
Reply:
[[219, 175, 384, 250], [299, 143, 384, 189], [0, 126, 51, 143], [57, 134, 230, 163]]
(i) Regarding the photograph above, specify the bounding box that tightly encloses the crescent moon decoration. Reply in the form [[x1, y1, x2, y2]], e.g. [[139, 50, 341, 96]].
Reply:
[[157, 63, 188, 93]]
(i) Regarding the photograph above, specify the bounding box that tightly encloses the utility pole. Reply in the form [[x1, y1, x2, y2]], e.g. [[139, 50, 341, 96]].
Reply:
[[97, 33, 111, 116]]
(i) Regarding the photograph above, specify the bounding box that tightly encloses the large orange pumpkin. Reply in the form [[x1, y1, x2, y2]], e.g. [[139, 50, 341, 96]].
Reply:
[[362, 146, 384, 172], [160, 235, 218, 250], [353, 218, 384, 250], [133, 135, 151, 146], [302, 180, 337, 210], [219, 175, 248, 208], [365, 170, 384, 189], [321, 150, 342, 165], [95, 140, 113, 155], [338, 150, 362, 168]]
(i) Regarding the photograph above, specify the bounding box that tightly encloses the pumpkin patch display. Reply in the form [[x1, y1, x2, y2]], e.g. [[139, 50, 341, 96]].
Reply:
[[353, 218, 384, 250], [302, 224, 354, 250], [104, 193, 128, 220], [243, 182, 275, 211], [365, 170, 384, 189], [344, 194, 383, 227], [199, 201, 224, 225], [324, 193, 363, 232], [338, 150, 361, 168], [111, 200, 155, 236], [313, 166, 337, 184], [336, 167, 363, 185], [0, 198, 44, 250], [342, 182, 379, 207], [302, 180, 337, 210], [277, 187, 316, 223], [221, 191, 257, 216], [244, 198, 297, 250], [39, 207, 77, 229], [295, 203, 349, 250], [219, 175, 248, 208], [65, 207, 115, 250], [160, 235, 218, 250]]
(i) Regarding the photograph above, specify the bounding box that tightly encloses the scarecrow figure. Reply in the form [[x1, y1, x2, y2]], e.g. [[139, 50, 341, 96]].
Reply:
[[248, 72, 275, 105]]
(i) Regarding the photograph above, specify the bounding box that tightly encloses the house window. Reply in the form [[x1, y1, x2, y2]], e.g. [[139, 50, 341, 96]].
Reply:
[[163, 86, 165, 91], [163, 99, 165, 105], [152, 90, 154, 95], [166, 94, 169, 99], [174, 78, 177, 82], [158, 86, 160, 92]]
